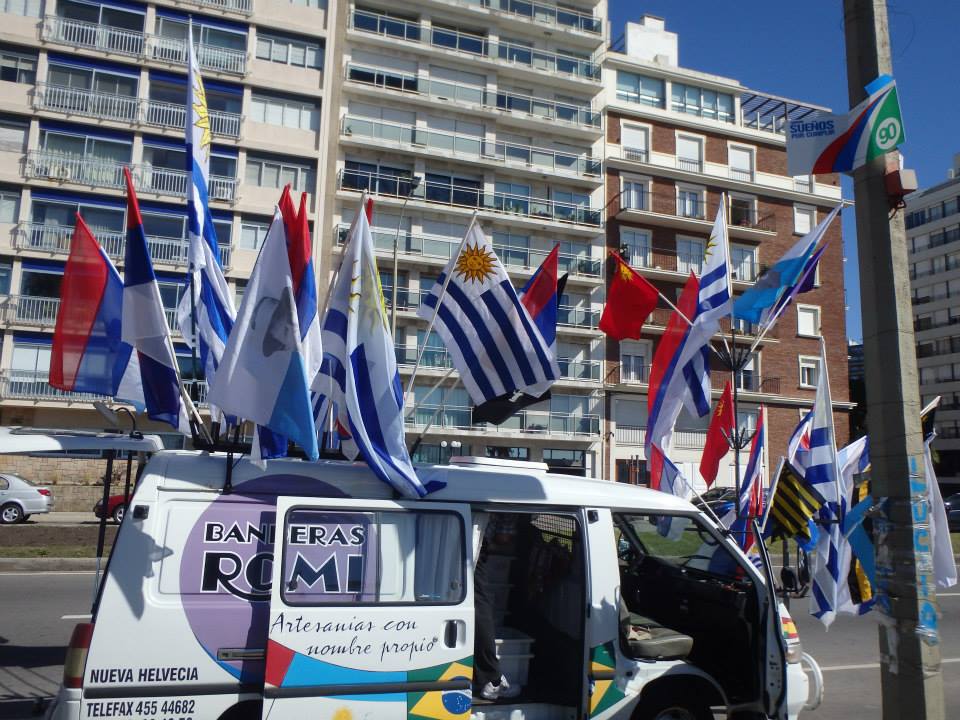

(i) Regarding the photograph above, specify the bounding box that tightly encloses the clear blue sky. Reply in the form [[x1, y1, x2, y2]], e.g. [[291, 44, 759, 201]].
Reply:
[[607, 1, 959, 342]]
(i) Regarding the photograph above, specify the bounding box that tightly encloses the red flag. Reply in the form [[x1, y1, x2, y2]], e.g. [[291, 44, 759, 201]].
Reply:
[[599, 252, 659, 340], [700, 380, 734, 487]]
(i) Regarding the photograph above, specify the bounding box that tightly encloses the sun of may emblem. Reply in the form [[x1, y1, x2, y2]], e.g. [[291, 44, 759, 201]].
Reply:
[[192, 76, 212, 161], [455, 242, 496, 284]]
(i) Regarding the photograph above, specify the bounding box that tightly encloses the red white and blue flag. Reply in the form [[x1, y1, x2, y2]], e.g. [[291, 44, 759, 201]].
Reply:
[[50, 215, 141, 403], [649, 443, 692, 539], [121, 168, 190, 432]]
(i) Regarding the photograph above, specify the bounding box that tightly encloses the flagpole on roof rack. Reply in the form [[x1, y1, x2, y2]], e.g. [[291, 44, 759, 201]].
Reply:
[[403, 211, 479, 404]]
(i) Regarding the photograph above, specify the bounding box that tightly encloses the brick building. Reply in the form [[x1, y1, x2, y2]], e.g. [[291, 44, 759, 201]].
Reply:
[[601, 17, 851, 488]]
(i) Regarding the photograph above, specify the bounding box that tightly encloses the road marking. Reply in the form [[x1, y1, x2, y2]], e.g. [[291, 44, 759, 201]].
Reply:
[[937, 593, 960, 597], [820, 658, 960, 672], [0, 571, 95, 576], [62, 614, 92, 620]]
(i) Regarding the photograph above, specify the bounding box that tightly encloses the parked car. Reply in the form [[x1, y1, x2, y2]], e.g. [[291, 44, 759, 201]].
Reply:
[[0, 473, 53, 524], [941, 493, 960, 533], [694, 486, 738, 516], [93, 493, 130, 524]]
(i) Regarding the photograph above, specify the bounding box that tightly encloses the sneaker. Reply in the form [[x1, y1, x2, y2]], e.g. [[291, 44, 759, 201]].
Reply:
[[479, 681, 500, 701], [496, 675, 521, 699]]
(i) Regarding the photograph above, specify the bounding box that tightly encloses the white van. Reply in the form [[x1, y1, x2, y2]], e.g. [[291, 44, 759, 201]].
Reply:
[[45, 451, 820, 720]]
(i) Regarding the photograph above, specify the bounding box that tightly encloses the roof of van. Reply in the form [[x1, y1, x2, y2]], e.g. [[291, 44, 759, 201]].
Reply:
[[0, 427, 165, 454], [146, 451, 697, 513]]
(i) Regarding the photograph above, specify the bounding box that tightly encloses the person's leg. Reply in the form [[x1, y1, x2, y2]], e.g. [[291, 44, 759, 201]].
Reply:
[[473, 560, 501, 689]]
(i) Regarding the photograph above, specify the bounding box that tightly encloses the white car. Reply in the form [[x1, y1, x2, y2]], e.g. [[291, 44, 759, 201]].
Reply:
[[0, 472, 53, 523]]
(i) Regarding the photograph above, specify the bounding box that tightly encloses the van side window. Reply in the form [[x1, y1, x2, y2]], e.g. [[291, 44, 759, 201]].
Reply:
[[280, 508, 465, 606]]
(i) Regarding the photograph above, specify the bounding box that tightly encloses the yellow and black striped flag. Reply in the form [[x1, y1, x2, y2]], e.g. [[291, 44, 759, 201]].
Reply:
[[765, 458, 826, 544]]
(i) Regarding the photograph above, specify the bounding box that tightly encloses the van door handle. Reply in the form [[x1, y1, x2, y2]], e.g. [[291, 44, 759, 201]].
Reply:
[[444, 620, 461, 648]]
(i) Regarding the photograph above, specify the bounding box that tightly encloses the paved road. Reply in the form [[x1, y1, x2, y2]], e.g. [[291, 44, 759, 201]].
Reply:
[[1, 573, 958, 719]]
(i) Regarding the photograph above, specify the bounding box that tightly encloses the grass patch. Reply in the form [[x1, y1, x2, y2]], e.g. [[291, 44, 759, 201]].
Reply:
[[1, 544, 113, 558], [952, 533, 960, 555]]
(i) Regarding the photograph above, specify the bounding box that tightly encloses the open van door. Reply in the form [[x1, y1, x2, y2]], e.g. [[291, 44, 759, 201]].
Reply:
[[262, 497, 474, 720], [756, 520, 789, 720]]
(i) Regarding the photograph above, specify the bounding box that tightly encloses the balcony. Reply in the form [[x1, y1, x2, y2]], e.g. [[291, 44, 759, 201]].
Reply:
[[482, 0, 601, 34], [396, 345, 453, 370], [176, 0, 252, 14], [345, 64, 602, 131], [406, 404, 600, 436], [557, 359, 600, 381], [4, 295, 60, 327], [339, 169, 602, 228], [24, 151, 237, 202], [42, 16, 248, 76], [15, 223, 232, 268], [33, 85, 242, 139], [0, 371, 209, 405], [336, 224, 601, 278], [349, 10, 600, 83], [557, 305, 597, 330], [341, 116, 601, 179], [615, 425, 707, 449], [617, 189, 777, 235]]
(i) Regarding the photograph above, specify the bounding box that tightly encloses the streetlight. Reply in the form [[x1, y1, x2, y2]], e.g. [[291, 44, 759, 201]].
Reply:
[[390, 175, 423, 339]]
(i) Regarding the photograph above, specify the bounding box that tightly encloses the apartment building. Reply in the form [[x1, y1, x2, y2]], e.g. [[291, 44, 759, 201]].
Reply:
[[325, 0, 608, 474], [601, 17, 850, 488], [907, 152, 960, 493], [0, 0, 333, 445]]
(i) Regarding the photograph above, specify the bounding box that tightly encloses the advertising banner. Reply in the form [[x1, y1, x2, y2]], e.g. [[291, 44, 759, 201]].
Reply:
[[786, 74, 904, 177]]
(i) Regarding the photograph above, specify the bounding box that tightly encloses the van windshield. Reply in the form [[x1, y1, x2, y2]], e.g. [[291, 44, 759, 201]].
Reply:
[[614, 512, 753, 585]]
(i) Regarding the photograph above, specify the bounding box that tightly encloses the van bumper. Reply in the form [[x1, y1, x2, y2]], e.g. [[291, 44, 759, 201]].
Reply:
[[785, 660, 811, 719], [43, 688, 81, 720]]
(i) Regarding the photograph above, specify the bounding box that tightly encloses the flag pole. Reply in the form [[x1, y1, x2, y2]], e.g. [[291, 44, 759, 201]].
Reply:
[[818, 335, 843, 508], [403, 211, 478, 403]]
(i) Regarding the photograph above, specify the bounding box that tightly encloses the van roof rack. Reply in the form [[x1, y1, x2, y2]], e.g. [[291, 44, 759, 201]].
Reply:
[[0, 426, 165, 454]]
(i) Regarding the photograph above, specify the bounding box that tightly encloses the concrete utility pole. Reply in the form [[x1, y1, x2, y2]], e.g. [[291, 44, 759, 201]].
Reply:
[[842, 1, 945, 717]]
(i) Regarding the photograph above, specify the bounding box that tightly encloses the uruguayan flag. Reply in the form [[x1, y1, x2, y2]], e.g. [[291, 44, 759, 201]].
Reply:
[[417, 222, 559, 405], [807, 339, 842, 627], [209, 209, 318, 460], [312, 199, 425, 497], [176, 22, 235, 417], [122, 169, 190, 434]]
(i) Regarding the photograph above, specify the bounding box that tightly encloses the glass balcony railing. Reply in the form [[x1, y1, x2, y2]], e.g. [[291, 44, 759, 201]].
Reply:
[[406, 405, 600, 436], [33, 85, 242, 139], [342, 116, 600, 177], [557, 359, 600, 381], [350, 10, 599, 81], [339, 169, 602, 228], [618, 189, 777, 233], [345, 64, 601, 128], [0, 371, 209, 404], [486, 0, 601, 33], [335, 224, 601, 277], [15, 223, 232, 267], [42, 16, 247, 75], [557, 304, 597, 329]]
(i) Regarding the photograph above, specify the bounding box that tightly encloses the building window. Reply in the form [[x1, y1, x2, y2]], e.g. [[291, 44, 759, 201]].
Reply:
[[245, 154, 315, 193], [0, 116, 28, 153], [621, 177, 649, 212], [0, 45, 35, 84], [0, 187, 19, 223], [20, 267, 62, 298], [728, 145, 755, 182], [729, 195, 757, 228], [240, 218, 271, 250], [289, 0, 325, 8], [620, 228, 651, 268], [485, 446, 528, 460], [1, 0, 41, 18], [670, 82, 734, 122], [676, 186, 704, 219], [797, 305, 821, 337], [731, 244, 757, 282], [621, 123, 649, 162], [677, 236, 705, 275], [431, 23, 485, 55], [620, 339, 651, 383], [675, 135, 703, 173], [615, 71, 664, 108], [12, 342, 51, 375], [0, 262, 11, 294], [799, 355, 820, 389], [543, 448, 586, 475], [794, 204, 815, 235], [255, 31, 323, 69], [250, 93, 319, 131]]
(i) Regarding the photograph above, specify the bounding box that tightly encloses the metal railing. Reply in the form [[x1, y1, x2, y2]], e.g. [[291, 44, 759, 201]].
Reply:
[[729, 167, 754, 182], [15, 223, 233, 268], [345, 64, 601, 128], [350, 10, 600, 81], [5, 295, 60, 327], [35, 83, 139, 123], [0, 371, 103, 403], [183, 0, 252, 14], [43, 16, 247, 75], [557, 359, 600, 381], [396, 345, 453, 369], [34, 85, 242, 138], [484, 0, 601, 33], [25, 150, 127, 189], [406, 405, 600, 436], [137, 165, 238, 202], [144, 98, 242, 138], [339, 169, 602, 227], [618, 190, 777, 233], [557, 305, 597, 329], [335, 224, 601, 277], [676, 157, 703, 173], [342, 115, 599, 177]]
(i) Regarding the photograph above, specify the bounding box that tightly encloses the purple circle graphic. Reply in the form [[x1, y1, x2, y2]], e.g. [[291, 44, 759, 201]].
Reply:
[[178, 474, 347, 681]]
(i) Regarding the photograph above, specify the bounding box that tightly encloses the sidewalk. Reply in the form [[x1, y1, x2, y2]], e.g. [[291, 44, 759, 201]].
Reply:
[[26, 511, 97, 525]]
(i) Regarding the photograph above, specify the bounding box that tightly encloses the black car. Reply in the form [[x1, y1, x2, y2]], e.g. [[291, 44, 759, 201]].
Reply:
[[945, 493, 960, 533]]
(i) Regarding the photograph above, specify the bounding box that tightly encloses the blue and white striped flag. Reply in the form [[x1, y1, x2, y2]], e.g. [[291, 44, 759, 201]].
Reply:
[[176, 22, 236, 417], [807, 339, 842, 627], [416, 221, 559, 405], [312, 200, 425, 498]]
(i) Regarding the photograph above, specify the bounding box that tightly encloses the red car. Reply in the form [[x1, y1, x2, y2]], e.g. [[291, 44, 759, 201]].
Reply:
[[93, 493, 130, 524]]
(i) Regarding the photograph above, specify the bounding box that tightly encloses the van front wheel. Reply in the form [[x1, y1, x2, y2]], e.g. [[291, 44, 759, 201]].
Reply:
[[635, 694, 712, 720]]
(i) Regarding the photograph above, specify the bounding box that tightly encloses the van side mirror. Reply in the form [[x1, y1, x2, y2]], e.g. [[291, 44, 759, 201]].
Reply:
[[780, 567, 799, 593]]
